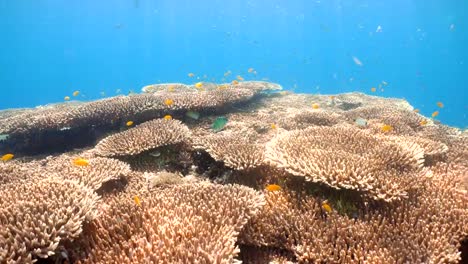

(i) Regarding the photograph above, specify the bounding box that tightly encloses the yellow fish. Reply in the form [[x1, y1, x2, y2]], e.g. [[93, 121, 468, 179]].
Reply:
[[321, 201, 332, 213], [73, 158, 89, 166], [1, 153, 14, 161], [217, 84, 228, 90], [195, 82, 203, 89], [432, 111, 439, 118], [164, 99, 174, 106], [126, 121, 134, 127], [134, 195, 141, 206], [370, 87, 376, 92], [64, 96, 70, 101], [381, 124, 393, 133], [413, 109, 420, 113], [164, 114, 172, 120], [420, 120, 428, 126], [265, 184, 281, 192], [232, 80, 239, 85], [72, 90, 80, 97], [188, 73, 195, 77], [436, 102, 444, 108], [312, 103, 320, 109], [168, 85, 175, 92], [237, 75, 244, 81], [329, 95, 335, 100], [271, 123, 277, 129]]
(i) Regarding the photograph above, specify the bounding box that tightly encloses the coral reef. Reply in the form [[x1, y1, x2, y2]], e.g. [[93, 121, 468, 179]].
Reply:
[[0, 83, 466, 263]]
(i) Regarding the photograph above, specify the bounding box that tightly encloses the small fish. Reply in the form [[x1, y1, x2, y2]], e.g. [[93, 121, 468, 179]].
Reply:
[[237, 75, 244, 81], [100, 91, 106, 97], [212, 116, 228, 132], [224, 70, 231, 77], [321, 201, 332, 213], [126, 121, 134, 127], [149, 150, 161, 157], [432, 111, 439, 118], [73, 158, 90, 166], [134, 195, 141, 206], [312, 103, 320, 109], [381, 124, 393, 133], [64, 96, 70, 101], [436, 102, 444, 108], [1, 153, 14, 161], [450, 24, 455, 31], [164, 99, 174, 106], [420, 119, 428, 126], [231, 80, 239, 85], [116, 88, 122, 94], [414, 109, 420, 113], [376, 25, 382, 33], [164, 114, 172, 120], [352, 56, 363, 66], [217, 84, 228, 90], [72, 90, 80, 97], [185, 111, 200, 120], [329, 95, 335, 100], [355, 118, 368, 127], [370, 87, 376, 92], [195, 82, 203, 89], [248, 68, 254, 73], [265, 184, 281, 191], [381, 81, 388, 86], [188, 73, 195, 77], [271, 123, 277, 129], [168, 85, 175, 92]]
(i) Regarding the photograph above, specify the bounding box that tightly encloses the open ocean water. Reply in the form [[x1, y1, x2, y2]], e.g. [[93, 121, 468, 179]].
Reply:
[[0, 0, 466, 128]]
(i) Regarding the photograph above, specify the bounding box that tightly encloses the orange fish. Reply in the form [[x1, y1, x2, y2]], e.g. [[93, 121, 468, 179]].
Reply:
[[370, 87, 376, 92], [1, 153, 14, 161], [232, 80, 239, 85], [413, 109, 420, 113], [436, 102, 444, 108], [134, 195, 141, 206], [237, 75, 244, 81], [329, 95, 335, 100], [432, 111, 439, 118], [381, 124, 393, 133], [312, 103, 320, 109], [73, 158, 89, 166], [420, 120, 428, 126], [248, 68, 254, 73], [321, 201, 332, 213], [265, 184, 281, 192], [164, 114, 172, 120], [188, 73, 195, 77], [164, 99, 174, 106], [126, 121, 134, 127], [271, 123, 277, 129]]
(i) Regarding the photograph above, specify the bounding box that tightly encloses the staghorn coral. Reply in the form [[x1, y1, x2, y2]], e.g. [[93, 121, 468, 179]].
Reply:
[[265, 126, 425, 202], [0, 177, 100, 263], [93, 118, 191, 157], [69, 182, 265, 263], [194, 132, 266, 170]]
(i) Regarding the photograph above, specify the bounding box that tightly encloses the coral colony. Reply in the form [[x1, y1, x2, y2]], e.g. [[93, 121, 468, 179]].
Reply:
[[0, 81, 467, 263]]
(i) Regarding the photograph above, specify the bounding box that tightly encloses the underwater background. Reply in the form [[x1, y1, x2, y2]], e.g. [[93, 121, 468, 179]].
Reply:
[[0, 0, 466, 128]]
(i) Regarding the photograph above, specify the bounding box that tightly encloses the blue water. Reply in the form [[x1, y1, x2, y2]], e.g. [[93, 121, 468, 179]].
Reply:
[[0, 0, 466, 127]]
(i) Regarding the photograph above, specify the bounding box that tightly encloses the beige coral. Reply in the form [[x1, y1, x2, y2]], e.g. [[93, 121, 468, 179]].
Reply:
[[0, 177, 100, 263], [93, 118, 190, 157], [69, 182, 265, 263], [265, 126, 425, 201]]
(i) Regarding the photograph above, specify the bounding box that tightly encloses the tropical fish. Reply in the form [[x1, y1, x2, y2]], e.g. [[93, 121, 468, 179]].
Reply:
[[64, 96, 70, 101], [382, 81, 388, 86], [248, 68, 254, 73], [100, 91, 106, 97], [164, 115, 172, 120], [126, 121, 134, 127], [237, 75, 244, 81], [355, 118, 368, 127], [149, 150, 161, 157], [168, 85, 175, 92], [195, 82, 203, 89], [414, 109, 420, 113], [370, 87, 376, 92], [164, 99, 174, 106], [376, 25, 383, 33], [188, 73, 195, 77], [432, 111, 439, 118], [352, 56, 363, 66], [134, 195, 141, 206], [212, 116, 228, 132], [312, 103, 320, 109], [271, 123, 277, 129], [185, 111, 200, 120], [436, 102, 444, 108], [321, 201, 332, 213], [232, 80, 239, 85], [73, 158, 89, 166], [73, 90, 80, 97], [224, 70, 231, 77], [1, 153, 14, 161], [381, 124, 393, 133], [265, 184, 281, 191], [420, 119, 428, 126]]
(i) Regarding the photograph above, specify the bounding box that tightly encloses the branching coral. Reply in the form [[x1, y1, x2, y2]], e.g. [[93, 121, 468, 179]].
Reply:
[[93, 118, 191, 157], [265, 126, 425, 201], [69, 182, 265, 263], [0, 177, 100, 263]]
